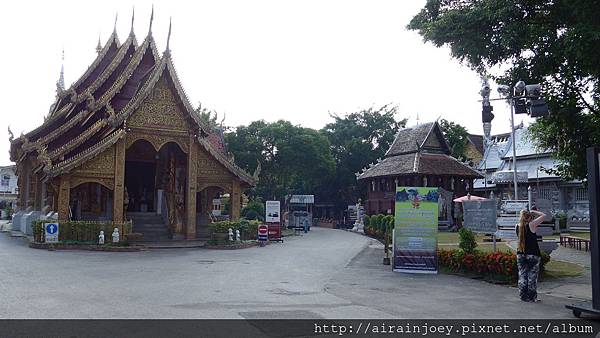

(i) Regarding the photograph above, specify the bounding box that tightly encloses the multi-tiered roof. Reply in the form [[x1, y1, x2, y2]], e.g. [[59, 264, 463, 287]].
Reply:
[[9, 12, 255, 185], [357, 122, 482, 180]]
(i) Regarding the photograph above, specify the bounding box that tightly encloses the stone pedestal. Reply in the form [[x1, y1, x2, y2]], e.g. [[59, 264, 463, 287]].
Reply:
[[11, 211, 24, 232], [351, 222, 365, 234]]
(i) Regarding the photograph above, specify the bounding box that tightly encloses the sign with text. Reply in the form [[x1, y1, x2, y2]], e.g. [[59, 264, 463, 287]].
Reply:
[[44, 222, 59, 243], [463, 199, 497, 234], [265, 201, 281, 223], [502, 200, 528, 213], [393, 187, 438, 274], [497, 216, 520, 227]]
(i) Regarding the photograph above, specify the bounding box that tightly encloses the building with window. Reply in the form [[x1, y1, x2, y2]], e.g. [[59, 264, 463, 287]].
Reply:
[[0, 165, 18, 213], [474, 125, 588, 223]]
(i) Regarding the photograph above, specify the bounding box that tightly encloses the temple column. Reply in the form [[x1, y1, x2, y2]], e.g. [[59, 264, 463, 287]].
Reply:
[[113, 138, 126, 222], [30, 172, 39, 209], [231, 179, 241, 221], [186, 137, 197, 239], [58, 175, 70, 221]]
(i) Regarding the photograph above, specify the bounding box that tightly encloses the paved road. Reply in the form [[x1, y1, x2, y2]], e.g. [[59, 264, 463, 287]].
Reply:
[[0, 227, 588, 319]]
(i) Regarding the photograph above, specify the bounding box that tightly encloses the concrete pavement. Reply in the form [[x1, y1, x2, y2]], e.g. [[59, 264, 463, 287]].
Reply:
[[0, 227, 591, 319]]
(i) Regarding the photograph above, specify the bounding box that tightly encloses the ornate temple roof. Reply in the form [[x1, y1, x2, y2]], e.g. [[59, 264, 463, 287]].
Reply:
[[9, 13, 255, 186], [358, 121, 481, 180]]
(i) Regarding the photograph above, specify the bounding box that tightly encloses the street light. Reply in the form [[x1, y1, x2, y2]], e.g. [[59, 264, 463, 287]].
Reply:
[[480, 79, 549, 201]]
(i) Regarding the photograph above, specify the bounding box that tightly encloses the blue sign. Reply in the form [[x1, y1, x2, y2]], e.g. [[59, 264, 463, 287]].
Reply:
[[44, 222, 59, 243], [46, 223, 58, 234]]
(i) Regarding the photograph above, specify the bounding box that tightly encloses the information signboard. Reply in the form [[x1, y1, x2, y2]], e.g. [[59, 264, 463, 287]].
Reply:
[[393, 186, 438, 274], [463, 200, 497, 234], [44, 222, 59, 243], [502, 201, 528, 213], [265, 201, 281, 223]]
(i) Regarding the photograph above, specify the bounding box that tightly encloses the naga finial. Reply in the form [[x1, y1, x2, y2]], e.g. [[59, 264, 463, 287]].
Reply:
[[165, 17, 172, 54], [8, 126, 14, 142], [37, 146, 52, 168], [105, 103, 118, 126], [84, 90, 96, 110]]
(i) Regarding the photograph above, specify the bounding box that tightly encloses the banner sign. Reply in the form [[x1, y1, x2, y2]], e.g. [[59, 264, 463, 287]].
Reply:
[[393, 187, 438, 274], [463, 199, 497, 234], [265, 201, 281, 223]]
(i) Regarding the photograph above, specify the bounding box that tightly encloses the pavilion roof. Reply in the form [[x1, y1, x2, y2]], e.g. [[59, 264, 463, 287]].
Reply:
[[357, 153, 482, 180], [358, 121, 481, 180]]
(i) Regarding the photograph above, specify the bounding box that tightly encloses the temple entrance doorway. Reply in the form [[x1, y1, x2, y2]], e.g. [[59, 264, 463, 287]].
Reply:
[[125, 140, 157, 213]]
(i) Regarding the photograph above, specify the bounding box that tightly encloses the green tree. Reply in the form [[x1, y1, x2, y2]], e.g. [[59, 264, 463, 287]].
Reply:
[[241, 198, 265, 221], [409, 0, 600, 180], [321, 104, 407, 209], [439, 119, 469, 161], [225, 120, 336, 201]]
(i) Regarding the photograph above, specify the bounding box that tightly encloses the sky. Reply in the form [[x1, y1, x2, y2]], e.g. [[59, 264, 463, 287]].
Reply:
[[0, 0, 531, 166]]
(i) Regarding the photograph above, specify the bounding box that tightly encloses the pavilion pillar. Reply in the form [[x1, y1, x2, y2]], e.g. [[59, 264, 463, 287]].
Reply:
[[58, 175, 70, 221], [231, 179, 241, 221], [186, 137, 197, 239], [113, 138, 126, 223]]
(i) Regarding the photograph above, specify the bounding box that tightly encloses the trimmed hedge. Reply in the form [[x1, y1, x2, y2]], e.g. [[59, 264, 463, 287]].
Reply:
[[208, 219, 261, 240], [32, 220, 132, 244], [365, 213, 394, 240]]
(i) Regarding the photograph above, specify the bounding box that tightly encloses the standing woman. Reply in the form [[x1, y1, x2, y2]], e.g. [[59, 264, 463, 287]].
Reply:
[[516, 209, 546, 302]]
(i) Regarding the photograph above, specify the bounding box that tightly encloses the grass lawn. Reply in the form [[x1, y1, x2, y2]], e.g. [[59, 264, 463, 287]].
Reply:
[[543, 260, 585, 279], [436, 232, 487, 244]]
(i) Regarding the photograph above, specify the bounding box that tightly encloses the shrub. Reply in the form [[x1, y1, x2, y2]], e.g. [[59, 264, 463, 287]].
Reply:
[[241, 199, 265, 221], [458, 227, 477, 254], [375, 214, 385, 235], [208, 219, 261, 240], [363, 215, 370, 228]]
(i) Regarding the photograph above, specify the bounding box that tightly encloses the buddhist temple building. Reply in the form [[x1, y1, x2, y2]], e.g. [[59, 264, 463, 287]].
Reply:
[[8, 12, 256, 240], [356, 121, 482, 227]]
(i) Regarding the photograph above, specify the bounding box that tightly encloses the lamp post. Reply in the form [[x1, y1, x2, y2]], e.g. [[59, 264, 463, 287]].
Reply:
[[481, 80, 548, 201], [509, 85, 519, 200]]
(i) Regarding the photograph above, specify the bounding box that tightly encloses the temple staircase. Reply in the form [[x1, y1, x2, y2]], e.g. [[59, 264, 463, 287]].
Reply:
[[128, 212, 170, 242], [196, 213, 212, 240]]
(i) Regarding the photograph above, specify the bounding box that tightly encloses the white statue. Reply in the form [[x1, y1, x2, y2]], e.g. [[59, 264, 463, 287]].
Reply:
[[99, 231, 105, 245], [352, 199, 365, 233], [112, 228, 120, 243], [235, 229, 241, 242], [228, 228, 234, 241]]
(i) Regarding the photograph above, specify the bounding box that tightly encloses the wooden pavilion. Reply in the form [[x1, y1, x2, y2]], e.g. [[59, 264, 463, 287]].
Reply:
[[356, 121, 482, 225], [8, 12, 256, 240]]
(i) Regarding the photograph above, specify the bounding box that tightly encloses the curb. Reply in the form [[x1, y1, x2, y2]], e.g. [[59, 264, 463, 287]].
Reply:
[[204, 242, 261, 250], [29, 242, 145, 252]]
